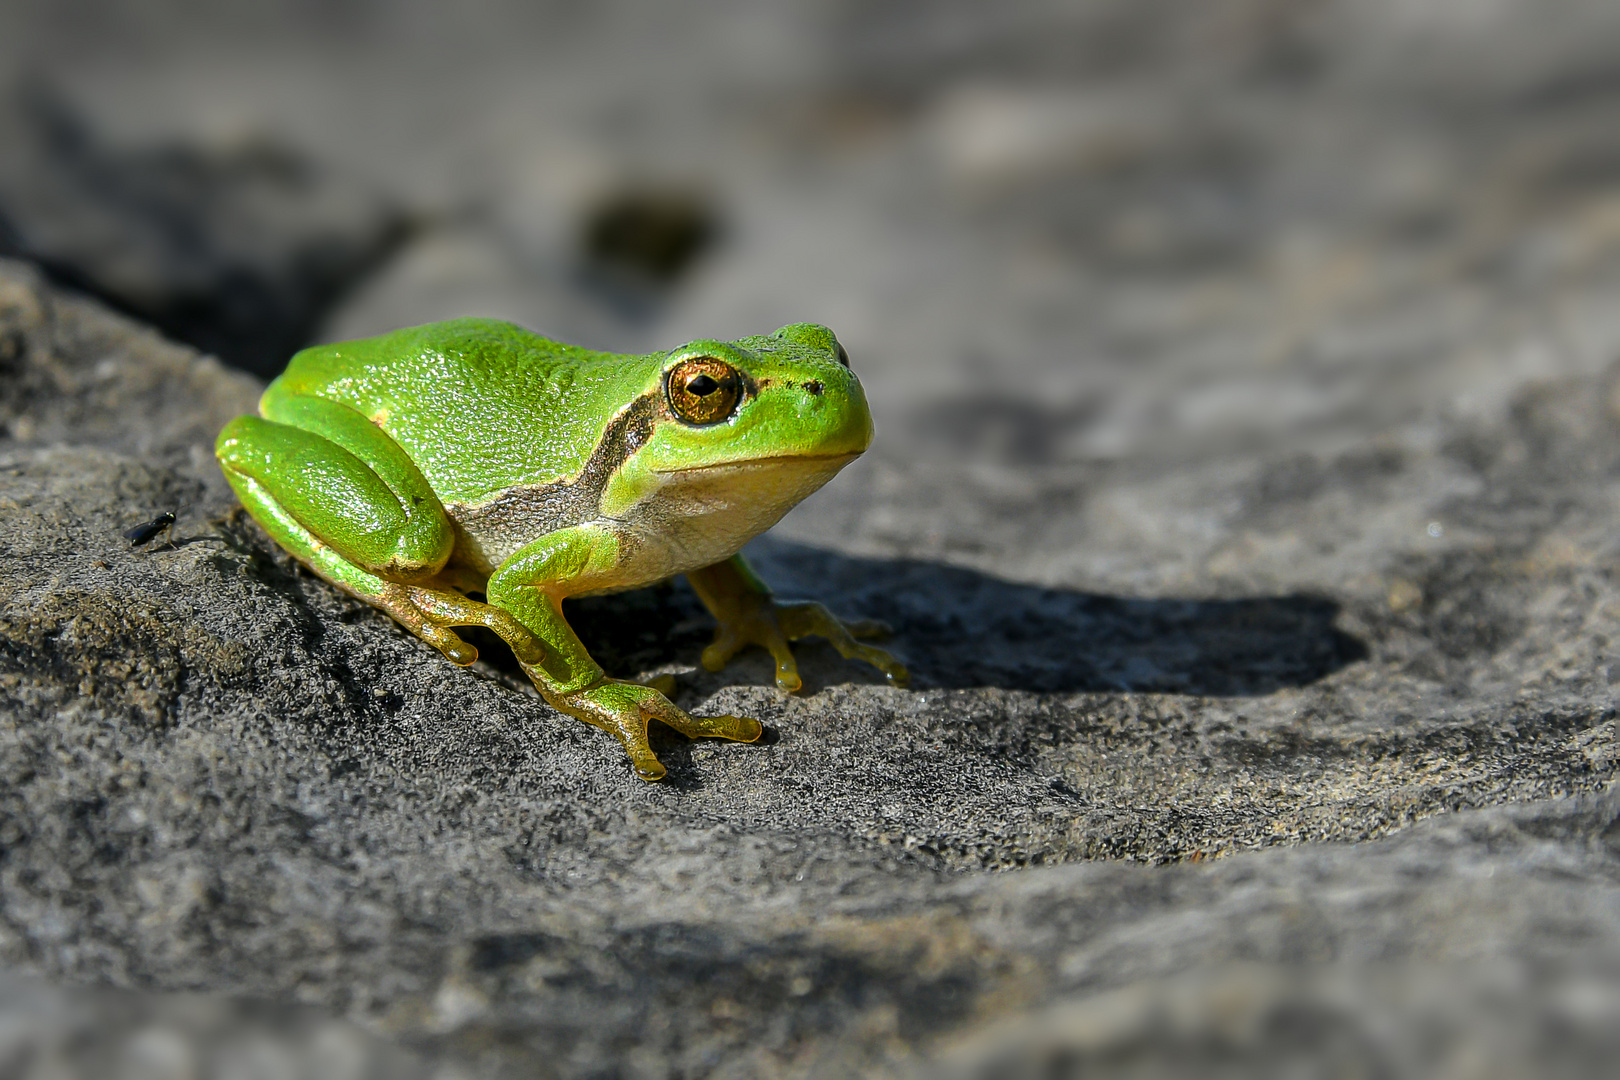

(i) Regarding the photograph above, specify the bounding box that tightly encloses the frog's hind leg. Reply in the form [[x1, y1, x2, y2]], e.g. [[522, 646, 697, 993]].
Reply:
[[397, 584, 547, 667], [216, 408, 546, 669]]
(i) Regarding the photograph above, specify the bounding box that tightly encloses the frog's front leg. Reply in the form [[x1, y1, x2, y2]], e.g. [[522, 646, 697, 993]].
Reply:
[[485, 530, 762, 781], [685, 555, 909, 691]]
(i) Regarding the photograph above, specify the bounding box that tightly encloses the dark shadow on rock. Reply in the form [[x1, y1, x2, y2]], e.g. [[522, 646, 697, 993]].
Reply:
[[750, 541, 1368, 696], [538, 541, 1367, 698], [224, 509, 1364, 700]]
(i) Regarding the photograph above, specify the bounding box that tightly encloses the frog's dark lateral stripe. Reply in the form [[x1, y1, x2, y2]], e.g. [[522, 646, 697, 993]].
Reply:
[[446, 390, 664, 539]]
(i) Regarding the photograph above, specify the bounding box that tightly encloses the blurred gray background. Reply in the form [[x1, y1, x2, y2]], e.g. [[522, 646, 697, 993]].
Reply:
[[5, 2, 1620, 1077], [8, 0, 1620, 592]]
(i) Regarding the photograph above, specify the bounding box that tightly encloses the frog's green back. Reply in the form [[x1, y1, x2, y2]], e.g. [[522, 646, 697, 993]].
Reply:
[[268, 318, 664, 504]]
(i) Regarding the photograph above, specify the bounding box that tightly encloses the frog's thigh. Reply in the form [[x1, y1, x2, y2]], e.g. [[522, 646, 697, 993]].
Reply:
[[217, 412, 520, 665], [217, 404, 452, 581]]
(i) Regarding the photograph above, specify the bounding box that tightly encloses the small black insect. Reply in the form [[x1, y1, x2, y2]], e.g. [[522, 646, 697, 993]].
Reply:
[[124, 511, 176, 548]]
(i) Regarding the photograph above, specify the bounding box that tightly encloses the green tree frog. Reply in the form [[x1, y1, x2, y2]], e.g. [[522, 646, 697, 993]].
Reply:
[[215, 318, 907, 780]]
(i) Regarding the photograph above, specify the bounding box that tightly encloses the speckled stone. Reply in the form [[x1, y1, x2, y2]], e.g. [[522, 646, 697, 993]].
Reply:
[[2, 1, 1620, 1074]]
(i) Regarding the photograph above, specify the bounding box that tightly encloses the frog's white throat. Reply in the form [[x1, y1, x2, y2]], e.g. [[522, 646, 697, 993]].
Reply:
[[612, 452, 858, 584]]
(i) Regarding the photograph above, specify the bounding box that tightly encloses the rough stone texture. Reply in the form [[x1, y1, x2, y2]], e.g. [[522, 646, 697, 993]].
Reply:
[[1, 244, 1618, 1072], [2, 0, 1620, 1076]]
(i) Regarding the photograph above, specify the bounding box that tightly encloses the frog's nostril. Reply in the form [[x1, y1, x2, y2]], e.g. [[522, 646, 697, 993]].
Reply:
[[804, 380, 823, 397]]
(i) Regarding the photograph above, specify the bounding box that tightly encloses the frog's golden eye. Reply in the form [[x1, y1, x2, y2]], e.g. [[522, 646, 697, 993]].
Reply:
[[666, 356, 743, 425]]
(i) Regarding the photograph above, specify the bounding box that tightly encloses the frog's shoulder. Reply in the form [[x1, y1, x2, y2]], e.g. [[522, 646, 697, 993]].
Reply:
[[277, 318, 570, 385]]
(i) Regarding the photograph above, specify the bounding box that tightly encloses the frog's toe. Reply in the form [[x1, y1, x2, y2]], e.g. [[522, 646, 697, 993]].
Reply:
[[702, 598, 906, 690], [874, 651, 910, 687], [843, 639, 909, 687], [375, 583, 551, 670], [627, 745, 666, 782], [637, 673, 679, 696], [405, 586, 547, 666], [613, 720, 667, 782], [762, 636, 803, 692], [418, 623, 478, 666], [702, 610, 804, 689], [643, 693, 764, 744], [700, 626, 744, 672], [841, 617, 893, 641], [705, 713, 764, 742], [777, 601, 910, 688], [549, 678, 761, 781], [626, 675, 762, 741], [546, 679, 667, 780]]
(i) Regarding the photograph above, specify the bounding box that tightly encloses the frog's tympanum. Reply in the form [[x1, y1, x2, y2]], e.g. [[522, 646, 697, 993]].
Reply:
[[216, 319, 907, 779]]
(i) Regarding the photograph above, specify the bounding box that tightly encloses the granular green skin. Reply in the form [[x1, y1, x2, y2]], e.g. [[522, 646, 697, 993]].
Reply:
[[269, 318, 871, 502], [215, 316, 904, 779]]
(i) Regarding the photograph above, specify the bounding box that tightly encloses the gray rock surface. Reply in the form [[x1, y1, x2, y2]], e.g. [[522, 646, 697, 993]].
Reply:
[[2, 0, 1620, 1076], [1, 241, 1618, 1073]]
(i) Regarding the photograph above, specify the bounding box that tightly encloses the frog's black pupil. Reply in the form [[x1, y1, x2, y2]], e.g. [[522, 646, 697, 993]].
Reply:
[[688, 374, 718, 396]]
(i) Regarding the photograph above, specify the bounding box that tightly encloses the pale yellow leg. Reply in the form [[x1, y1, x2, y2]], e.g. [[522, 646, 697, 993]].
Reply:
[[686, 555, 909, 691]]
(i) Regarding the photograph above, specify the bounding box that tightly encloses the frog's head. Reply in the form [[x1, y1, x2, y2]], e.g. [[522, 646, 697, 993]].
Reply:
[[600, 323, 873, 527]]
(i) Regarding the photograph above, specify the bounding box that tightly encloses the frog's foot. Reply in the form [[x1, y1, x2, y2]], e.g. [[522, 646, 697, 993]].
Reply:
[[701, 593, 910, 692], [636, 673, 680, 697], [375, 583, 548, 669], [544, 677, 762, 781]]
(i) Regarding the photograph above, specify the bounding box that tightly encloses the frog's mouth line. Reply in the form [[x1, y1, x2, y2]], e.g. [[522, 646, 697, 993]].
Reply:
[[651, 452, 861, 476]]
